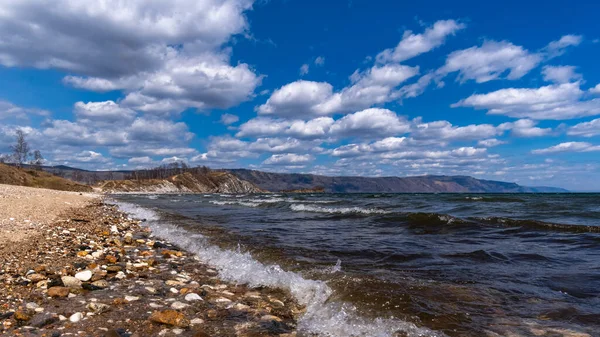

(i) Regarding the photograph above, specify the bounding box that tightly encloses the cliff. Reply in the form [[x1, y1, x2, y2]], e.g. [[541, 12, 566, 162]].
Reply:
[[226, 169, 568, 193], [97, 171, 263, 194]]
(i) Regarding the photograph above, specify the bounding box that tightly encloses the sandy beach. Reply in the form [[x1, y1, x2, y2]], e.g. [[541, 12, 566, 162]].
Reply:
[[0, 184, 97, 244], [0, 185, 301, 337]]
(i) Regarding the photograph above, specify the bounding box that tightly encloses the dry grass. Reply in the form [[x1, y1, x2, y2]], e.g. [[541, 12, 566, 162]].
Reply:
[[0, 163, 92, 192]]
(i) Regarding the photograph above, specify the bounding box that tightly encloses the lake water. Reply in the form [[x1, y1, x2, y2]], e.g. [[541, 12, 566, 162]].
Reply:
[[113, 193, 600, 337]]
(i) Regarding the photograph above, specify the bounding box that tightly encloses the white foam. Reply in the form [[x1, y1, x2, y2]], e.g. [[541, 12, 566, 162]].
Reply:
[[290, 204, 390, 215], [209, 200, 261, 207], [113, 201, 444, 337]]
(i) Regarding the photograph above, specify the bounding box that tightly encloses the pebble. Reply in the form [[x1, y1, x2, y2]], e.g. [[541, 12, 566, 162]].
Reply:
[[149, 310, 190, 327], [125, 295, 140, 302], [184, 293, 202, 302], [170, 301, 189, 310], [190, 318, 204, 325], [69, 312, 83, 323], [74, 270, 93, 282], [61, 276, 82, 289]]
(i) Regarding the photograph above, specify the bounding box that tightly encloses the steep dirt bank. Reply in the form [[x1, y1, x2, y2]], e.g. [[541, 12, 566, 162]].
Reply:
[[97, 171, 264, 194]]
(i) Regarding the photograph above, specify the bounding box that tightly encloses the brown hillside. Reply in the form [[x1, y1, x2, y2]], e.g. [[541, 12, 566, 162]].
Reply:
[[97, 171, 263, 193], [0, 163, 92, 192]]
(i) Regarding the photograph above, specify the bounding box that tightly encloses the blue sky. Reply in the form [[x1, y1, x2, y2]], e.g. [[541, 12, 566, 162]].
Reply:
[[1, 0, 599, 190]]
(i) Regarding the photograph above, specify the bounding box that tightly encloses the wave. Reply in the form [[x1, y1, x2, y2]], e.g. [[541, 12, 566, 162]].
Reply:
[[114, 201, 443, 337], [209, 200, 262, 208], [460, 196, 525, 203], [475, 216, 600, 233], [290, 204, 390, 215]]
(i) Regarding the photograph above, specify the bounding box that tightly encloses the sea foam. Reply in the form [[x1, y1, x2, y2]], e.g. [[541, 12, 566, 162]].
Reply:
[[290, 204, 390, 215], [114, 201, 444, 337]]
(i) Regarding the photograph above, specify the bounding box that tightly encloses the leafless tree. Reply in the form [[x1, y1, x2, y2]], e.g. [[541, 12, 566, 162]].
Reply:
[[10, 129, 31, 167], [30, 150, 44, 170], [72, 171, 84, 182]]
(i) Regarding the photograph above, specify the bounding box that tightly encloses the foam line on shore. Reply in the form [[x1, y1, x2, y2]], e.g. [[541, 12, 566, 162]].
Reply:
[[113, 201, 444, 337]]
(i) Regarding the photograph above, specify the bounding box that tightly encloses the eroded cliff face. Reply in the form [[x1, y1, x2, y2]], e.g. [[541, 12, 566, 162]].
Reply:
[[96, 171, 263, 194]]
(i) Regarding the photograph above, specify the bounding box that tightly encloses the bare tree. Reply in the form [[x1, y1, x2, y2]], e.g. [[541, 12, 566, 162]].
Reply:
[[0, 154, 7, 164], [10, 129, 31, 167], [30, 150, 44, 170]]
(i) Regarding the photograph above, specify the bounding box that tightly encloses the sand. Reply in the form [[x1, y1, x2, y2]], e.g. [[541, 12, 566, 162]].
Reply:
[[0, 184, 98, 244]]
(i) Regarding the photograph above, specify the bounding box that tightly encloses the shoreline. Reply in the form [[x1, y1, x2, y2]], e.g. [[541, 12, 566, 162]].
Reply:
[[0, 189, 302, 336]]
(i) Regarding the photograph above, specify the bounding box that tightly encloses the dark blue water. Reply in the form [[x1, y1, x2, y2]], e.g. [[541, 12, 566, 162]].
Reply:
[[115, 193, 600, 336]]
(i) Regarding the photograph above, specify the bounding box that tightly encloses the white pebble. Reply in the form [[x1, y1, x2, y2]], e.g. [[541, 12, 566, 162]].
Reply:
[[170, 301, 189, 310], [184, 293, 202, 302], [69, 312, 83, 323], [125, 295, 139, 302], [75, 270, 92, 282]]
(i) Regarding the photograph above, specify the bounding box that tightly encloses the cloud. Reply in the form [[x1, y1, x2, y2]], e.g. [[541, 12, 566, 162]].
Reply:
[[532, 141, 600, 154], [478, 138, 506, 147], [438, 40, 542, 83], [567, 118, 600, 137], [127, 118, 194, 143], [263, 153, 314, 165], [542, 65, 581, 84], [110, 145, 197, 158], [380, 147, 487, 160], [128, 156, 153, 164], [412, 119, 502, 141], [453, 82, 600, 120], [0, 100, 50, 120], [329, 108, 410, 137], [0, 1, 261, 115], [544, 35, 583, 58], [74, 101, 136, 124], [314, 56, 325, 66], [299, 64, 309, 76], [42, 120, 128, 147], [589, 84, 600, 94], [220, 113, 240, 125], [499, 119, 552, 137], [287, 117, 335, 139], [257, 64, 418, 117], [0, 0, 253, 76], [376, 19, 465, 63]]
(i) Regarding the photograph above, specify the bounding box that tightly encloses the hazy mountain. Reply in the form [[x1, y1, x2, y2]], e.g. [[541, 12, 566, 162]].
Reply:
[[226, 169, 569, 193]]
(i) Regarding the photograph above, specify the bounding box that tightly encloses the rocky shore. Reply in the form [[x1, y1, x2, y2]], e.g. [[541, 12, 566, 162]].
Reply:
[[0, 198, 303, 336]]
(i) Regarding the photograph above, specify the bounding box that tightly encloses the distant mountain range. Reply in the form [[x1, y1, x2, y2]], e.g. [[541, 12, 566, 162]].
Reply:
[[15, 164, 569, 193], [226, 169, 568, 193]]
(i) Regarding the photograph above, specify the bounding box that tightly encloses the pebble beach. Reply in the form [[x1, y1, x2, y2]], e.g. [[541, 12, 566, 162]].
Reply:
[[0, 185, 302, 337]]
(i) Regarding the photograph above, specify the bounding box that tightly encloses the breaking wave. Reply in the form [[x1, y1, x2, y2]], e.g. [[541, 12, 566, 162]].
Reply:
[[114, 201, 443, 337], [290, 204, 390, 215]]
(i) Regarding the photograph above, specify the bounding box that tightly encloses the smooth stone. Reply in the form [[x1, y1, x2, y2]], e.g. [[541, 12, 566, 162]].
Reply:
[[61, 276, 82, 289], [190, 318, 204, 325], [91, 279, 109, 289], [170, 301, 189, 310], [69, 312, 83, 323], [47, 287, 70, 298], [75, 270, 93, 282], [25, 302, 39, 310], [149, 310, 190, 327], [184, 293, 202, 302], [87, 302, 110, 314], [125, 296, 139, 302]]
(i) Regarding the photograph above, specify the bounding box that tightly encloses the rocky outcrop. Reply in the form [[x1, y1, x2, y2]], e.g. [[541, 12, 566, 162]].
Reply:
[[97, 171, 263, 194]]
